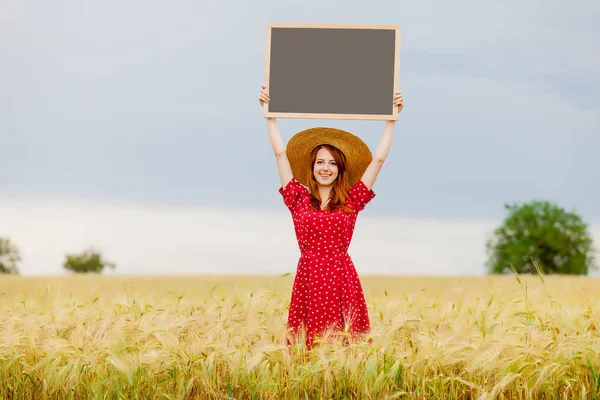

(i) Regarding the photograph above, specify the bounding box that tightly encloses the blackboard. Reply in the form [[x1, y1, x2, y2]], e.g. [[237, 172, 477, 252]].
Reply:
[[263, 23, 401, 120]]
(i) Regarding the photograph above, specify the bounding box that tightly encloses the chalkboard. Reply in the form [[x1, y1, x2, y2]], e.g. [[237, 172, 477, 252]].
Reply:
[[263, 23, 401, 120]]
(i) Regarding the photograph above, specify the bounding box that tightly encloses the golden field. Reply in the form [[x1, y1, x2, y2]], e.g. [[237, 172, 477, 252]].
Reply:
[[0, 273, 599, 399]]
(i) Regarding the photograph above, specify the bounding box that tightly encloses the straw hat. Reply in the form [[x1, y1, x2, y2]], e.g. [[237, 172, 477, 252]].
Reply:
[[286, 127, 373, 187]]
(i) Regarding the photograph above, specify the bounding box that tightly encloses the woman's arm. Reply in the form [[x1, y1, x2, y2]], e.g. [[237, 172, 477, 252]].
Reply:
[[360, 91, 404, 190], [266, 118, 294, 189], [259, 85, 294, 188]]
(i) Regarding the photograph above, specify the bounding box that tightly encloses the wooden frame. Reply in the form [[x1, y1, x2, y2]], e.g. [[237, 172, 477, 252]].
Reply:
[[263, 22, 401, 120]]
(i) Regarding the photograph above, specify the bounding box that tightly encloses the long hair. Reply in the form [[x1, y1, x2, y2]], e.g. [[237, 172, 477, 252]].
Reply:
[[307, 144, 353, 213]]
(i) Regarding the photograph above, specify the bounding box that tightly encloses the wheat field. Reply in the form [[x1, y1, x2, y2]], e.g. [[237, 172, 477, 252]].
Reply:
[[0, 273, 599, 399]]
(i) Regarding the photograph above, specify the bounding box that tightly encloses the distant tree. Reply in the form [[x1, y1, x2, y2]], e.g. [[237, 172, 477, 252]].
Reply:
[[486, 200, 597, 275], [0, 237, 21, 275], [63, 248, 116, 274]]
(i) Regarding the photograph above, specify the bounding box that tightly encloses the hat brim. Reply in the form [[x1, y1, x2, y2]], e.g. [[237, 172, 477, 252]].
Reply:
[[286, 127, 373, 187]]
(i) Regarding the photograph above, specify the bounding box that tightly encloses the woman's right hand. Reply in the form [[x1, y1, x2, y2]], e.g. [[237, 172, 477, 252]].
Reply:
[[258, 84, 270, 107]]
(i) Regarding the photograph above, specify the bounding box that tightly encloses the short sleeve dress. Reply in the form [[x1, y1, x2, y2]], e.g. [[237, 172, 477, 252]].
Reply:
[[279, 177, 376, 349]]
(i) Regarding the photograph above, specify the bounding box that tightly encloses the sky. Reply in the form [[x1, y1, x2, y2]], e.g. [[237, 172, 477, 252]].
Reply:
[[1, 1, 599, 276]]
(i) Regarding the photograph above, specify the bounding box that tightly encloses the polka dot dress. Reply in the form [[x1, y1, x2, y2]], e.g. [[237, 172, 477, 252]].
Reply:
[[279, 178, 375, 349]]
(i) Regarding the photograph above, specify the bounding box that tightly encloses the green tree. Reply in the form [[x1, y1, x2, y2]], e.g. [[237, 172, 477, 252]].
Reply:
[[63, 248, 116, 274], [486, 200, 597, 275], [0, 237, 20, 275]]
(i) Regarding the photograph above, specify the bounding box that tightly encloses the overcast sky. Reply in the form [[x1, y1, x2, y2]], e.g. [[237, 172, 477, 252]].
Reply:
[[1, 1, 599, 276]]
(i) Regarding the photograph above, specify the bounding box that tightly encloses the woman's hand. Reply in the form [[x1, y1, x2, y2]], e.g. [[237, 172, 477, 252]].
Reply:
[[394, 91, 404, 113], [259, 84, 270, 107]]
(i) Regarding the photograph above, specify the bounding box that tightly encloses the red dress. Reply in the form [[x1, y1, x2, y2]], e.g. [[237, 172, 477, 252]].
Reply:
[[279, 177, 376, 349]]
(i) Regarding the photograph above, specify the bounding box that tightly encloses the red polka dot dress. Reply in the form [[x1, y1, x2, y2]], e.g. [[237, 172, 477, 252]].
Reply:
[[279, 177, 376, 349]]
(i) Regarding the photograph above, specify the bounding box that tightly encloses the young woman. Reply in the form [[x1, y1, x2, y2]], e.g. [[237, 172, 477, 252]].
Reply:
[[259, 84, 404, 349]]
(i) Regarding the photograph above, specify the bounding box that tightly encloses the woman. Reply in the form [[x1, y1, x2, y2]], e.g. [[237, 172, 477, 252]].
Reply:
[[259, 84, 404, 349]]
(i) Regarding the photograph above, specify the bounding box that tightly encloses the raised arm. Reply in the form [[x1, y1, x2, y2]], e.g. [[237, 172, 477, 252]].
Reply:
[[360, 91, 404, 190], [259, 84, 294, 189]]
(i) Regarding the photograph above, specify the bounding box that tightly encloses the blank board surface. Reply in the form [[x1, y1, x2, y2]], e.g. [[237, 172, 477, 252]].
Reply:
[[264, 23, 401, 120]]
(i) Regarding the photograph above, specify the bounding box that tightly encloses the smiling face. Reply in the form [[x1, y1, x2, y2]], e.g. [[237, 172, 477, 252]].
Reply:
[[312, 147, 339, 187]]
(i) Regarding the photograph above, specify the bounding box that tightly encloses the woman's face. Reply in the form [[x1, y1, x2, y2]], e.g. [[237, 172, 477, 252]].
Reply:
[[313, 147, 339, 186]]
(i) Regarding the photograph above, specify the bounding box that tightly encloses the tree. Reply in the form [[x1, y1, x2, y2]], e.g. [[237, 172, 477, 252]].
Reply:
[[486, 200, 597, 275], [0, 237, 21, 275], [63, 248, 116, 274]]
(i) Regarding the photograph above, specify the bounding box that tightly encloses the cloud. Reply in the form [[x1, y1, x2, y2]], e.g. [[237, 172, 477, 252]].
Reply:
[[1, 195, 598, 277]]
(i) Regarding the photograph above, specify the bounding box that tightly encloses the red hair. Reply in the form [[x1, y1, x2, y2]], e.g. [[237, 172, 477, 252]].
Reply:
[[307, 144, 353, 213]]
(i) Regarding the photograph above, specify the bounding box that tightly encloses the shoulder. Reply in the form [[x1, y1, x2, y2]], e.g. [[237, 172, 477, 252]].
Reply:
[[279, 177, 310, 212], [347, 180, 376, 212], [349, 180, 375, 197], [279, 178, 309, 195]]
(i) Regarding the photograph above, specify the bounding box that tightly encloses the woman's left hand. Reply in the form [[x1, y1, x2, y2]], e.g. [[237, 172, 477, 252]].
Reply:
[[394, 91, 404, 113]]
